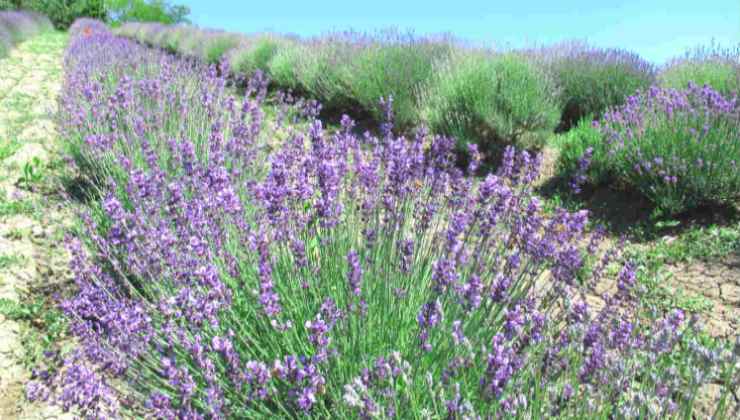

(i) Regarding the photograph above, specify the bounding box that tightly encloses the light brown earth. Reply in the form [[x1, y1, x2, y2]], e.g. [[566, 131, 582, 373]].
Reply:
[[0, 32, 74, 420]]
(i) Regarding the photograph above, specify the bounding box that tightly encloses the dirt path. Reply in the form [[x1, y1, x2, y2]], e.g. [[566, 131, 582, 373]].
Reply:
[[0, 32, 73, 420]]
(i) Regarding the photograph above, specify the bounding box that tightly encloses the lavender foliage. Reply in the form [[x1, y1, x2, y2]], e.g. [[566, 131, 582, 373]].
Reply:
[[660, 41, 740, 97], [526, 40, 656, 130], [573, 83, 740, 215]]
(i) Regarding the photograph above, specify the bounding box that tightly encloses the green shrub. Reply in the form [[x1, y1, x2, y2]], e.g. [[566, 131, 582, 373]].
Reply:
[[2, 0, 187, 29], [149, 22, 172, 47], [343, 31, 452, 130], [228, 35, 281, 76], [296, 37, 358, 111], [554, 116, 612, 187], [138, 21, 165, 45], [529, 41, 656, 131], [266, 37, 356, 111], [660, 59, 740, 97], [266, 40, 303, 90], [176, 27, 206, 58], [421, 51, 560, 155], [105, 0, 190, 26], [158, 25, 188, 52], [18, 0, 105, 29], [201, 32, 243, 64]]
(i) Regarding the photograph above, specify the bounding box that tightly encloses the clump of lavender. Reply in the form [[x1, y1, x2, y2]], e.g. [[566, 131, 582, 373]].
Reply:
[[420, 49, 561, 155], [594, 83, 740, 215], [30, 20, 738, 419], [526, 40, 656, 130], [68, 18, 108, 38]]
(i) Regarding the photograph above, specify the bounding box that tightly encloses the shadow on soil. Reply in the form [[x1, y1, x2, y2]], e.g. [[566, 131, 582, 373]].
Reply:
[[538, 176, 740, 243], [60, 174, 99, 204]]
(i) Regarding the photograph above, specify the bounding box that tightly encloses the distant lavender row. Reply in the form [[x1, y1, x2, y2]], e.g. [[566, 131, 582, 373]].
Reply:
[[28, 19, 739, 419], [0, 10, 52, 58], [114, 22, 455, 130], [68, 18, 108, 38], [660, 42, 740, 97], [112, 21, 658, 154], [523, 40, 657, 130]]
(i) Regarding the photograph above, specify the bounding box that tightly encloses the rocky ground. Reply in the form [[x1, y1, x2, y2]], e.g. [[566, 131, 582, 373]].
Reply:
[[667, 253, 740, 340]]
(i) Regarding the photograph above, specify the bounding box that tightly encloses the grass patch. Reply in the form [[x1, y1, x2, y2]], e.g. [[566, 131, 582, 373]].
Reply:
[[0, 191, 36, 217], [0, 253, 25, 269], [0, 297, 67, 368], [0, 138, 20, 162]]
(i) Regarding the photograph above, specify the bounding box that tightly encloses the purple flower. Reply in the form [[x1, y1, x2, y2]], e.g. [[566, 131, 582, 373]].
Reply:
[[347, 250, 363, 297], [481, 334, 520, 398], [570, 146, 593, 194]]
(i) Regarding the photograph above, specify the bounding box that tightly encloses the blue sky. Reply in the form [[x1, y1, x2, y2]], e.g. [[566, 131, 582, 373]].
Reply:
[[182, 1, 739, 64]]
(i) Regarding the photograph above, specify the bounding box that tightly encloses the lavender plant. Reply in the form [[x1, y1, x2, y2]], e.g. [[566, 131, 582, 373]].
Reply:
[[68, 18, 108, 37], [199, 30, 244, 65], [341, 30, 453, 130], [660, 42, 740, 97], [420, 50, 560, 155], [118, 23, 454, 131], [267, 33, 360, 113], [30, 21, 739, 419], [227, 35, 282, 78], [560, 84, 740, 215], [527, 41, 656, 131], [554, 117, 613, 193]]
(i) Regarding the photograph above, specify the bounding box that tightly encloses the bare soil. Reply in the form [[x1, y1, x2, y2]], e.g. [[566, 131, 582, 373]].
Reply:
[[0, 32, 73, 420]]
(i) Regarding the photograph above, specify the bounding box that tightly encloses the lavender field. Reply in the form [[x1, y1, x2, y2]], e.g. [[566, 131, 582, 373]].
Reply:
[[0, 11, 738, 420]]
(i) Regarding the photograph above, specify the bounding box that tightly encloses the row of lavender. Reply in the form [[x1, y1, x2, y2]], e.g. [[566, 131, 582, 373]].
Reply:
[[28, 19, 739, 418], [114, 23, 740, 134], [0, 10, 52, 57], [113, 23, 657, 144]]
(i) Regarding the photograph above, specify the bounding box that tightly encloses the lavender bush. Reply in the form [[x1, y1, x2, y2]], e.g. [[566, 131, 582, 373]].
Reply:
[[116, 22, 247, 64], [28, 20, 739, 419], [340, 30, 453, 130], [116, 23, 455, 131], [527, 41, 656, 131], [68, 18, 108, 37], [267, 33, 360, 113], [559, 83, 740, 215], [554, 118, 608, 194], [227, 34, 282, 79], [420, 50, 561, 155], [199, 30, 244, 65]]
